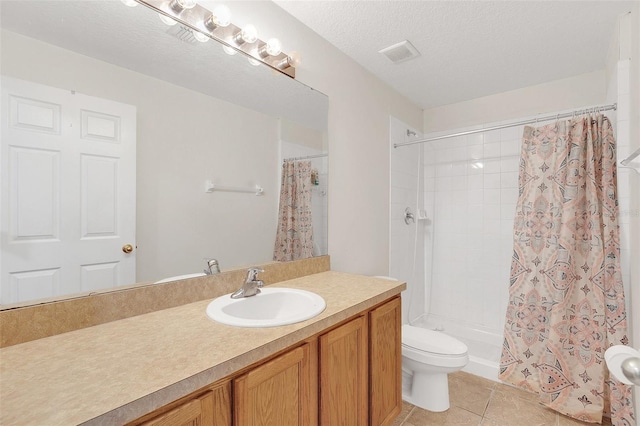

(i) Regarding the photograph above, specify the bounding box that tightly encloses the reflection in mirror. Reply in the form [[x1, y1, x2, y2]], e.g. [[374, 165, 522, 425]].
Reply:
[[0, 1, 328, 307]]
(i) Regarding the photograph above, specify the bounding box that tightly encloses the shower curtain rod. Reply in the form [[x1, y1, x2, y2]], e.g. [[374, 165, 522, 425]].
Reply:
[[394, 103, 617, 149], [283, 153, 328, 161]]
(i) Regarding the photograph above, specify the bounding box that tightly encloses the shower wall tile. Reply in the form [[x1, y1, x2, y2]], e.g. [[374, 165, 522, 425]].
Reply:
[[483, 159, 502, 173], [484, 142, 501, 157], [468, 175, 483, 189], [484, 130, 501, 144], [501, 140, 522, 156], [500, 157, 520, 172], [468, 144, 483, 159], [467, 133, 484, 146], [484, 173, 501, 188], [500, 172, 518, 188]]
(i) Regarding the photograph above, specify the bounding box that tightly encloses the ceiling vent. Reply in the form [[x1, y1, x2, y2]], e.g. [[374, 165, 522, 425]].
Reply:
[[166, 24, 198, 44], [379, 40, 421, 64]]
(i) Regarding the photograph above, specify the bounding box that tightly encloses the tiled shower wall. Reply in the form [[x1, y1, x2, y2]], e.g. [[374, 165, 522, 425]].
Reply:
[[423, 63, 633, 336], [423, 122, 520, 332]]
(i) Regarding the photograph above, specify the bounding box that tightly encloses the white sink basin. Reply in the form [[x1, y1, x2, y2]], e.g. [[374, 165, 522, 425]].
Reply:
[[206, 287, 326, 328]]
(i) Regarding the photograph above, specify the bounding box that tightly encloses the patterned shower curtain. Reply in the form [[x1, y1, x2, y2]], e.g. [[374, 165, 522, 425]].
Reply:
[[273, 160, 314, 261], [499, 114, 635, 425]]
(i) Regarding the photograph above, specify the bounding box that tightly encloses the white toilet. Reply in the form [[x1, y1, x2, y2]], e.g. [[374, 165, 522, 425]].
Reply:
[[372, 276, 469, 412], [402, 324, 469, 412]]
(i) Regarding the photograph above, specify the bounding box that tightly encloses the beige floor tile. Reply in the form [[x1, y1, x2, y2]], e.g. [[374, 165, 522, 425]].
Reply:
[[393, 401, 415, 426], [479, 418, 523, 426], [484, 387, 557, 426], [494, 382, 540, 403], [405, 406, 482, 426], [449, 376, 493, 416], [450, 371, 498, 391]]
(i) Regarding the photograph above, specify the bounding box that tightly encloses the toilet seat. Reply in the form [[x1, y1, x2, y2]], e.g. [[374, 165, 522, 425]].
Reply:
[[402, 324, 468, 356]]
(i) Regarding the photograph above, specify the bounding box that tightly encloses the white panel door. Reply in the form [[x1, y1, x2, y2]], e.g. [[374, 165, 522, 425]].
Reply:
[[1, 77, 136, 305]]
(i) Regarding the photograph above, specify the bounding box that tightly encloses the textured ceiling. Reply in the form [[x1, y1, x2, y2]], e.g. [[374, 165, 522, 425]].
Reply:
[[274, 1, 634, 109]]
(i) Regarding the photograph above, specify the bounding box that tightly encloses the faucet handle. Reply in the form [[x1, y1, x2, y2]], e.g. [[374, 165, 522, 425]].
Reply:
[[245, 267, 264, 282], [204, 258, 221, 275]]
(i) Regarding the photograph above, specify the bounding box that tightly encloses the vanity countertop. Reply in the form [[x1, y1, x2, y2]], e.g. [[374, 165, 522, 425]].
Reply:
[[0, 271, 405, 425]]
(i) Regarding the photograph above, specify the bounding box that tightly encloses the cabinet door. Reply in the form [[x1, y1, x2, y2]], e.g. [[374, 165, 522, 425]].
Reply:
[[141, 391, 215, 426], [369, 297, 402, 426], [319, 315, 368, 425], [137, 382, 230, 426], [234, 343, 315, 426]]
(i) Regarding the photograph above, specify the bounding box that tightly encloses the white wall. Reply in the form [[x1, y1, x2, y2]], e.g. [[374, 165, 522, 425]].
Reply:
[[424, 70, 606, 133], [225, 1, 425, 276], [1, 30, 280, 282]]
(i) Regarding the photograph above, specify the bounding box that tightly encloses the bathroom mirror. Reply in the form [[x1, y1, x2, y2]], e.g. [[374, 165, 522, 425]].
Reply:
[[0, 1, 328, 307]]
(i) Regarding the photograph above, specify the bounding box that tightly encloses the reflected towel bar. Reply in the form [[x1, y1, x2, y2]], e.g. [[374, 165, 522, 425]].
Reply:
[[205, 180, 264, 196]]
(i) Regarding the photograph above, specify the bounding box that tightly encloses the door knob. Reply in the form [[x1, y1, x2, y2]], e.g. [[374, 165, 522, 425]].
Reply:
[[122, 244, 134, 254]]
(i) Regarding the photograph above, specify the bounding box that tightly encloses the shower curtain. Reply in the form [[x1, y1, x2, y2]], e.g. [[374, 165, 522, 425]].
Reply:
[[499, 114, 634, 425], [273, 160, 314, 261]]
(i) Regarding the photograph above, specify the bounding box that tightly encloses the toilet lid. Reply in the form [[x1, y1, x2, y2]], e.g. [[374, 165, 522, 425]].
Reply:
[[402, 325, 468, 356]]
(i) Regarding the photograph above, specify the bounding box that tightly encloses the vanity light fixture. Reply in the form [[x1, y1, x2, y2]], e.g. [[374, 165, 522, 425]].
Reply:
[[132, 0, 300, 77], [258, 38, 282, 58], [192, 29, 209, 42], [222, 45, 238, 55], [158, 12, 178, 25], [234, 24, 258, 45], [247, 57, 261, 66], [204, 5, 232, 30], [277, 52, 302, 70], [170, 0, 197, 12]]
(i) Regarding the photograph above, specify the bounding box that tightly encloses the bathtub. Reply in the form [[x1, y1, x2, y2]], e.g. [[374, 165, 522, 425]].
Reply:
[[411, 314, 503, 382]]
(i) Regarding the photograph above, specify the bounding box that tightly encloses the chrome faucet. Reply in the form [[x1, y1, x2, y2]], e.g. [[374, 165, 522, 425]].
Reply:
[[230, 268, 264, 299], [204, 258, 221, 275]]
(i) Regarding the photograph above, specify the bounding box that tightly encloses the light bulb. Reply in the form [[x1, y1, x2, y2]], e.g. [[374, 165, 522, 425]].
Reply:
[[222, 45, 237, 56], [278, 51, 301, 69], [259, 38, 282, 58], [192, 30, 209, 43], [247, 57, 261, 66], [120, 0, 138, 7], [235, 24, 258, 44], [158, 13, 177, 26], [212, 5, 231, 27], [173, 0, 197, 10], [266, 38, 282, 56], [288, 51, 302, 67]]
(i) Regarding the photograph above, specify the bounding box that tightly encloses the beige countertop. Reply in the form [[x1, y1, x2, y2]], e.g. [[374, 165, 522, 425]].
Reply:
[[0, 271, 405, 425]]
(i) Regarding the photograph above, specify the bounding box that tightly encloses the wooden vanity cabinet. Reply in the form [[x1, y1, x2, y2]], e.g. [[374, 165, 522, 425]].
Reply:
[[130, 296, 401, 426], [319, 315, 368, 425], [234, 342, 316, 426], [131, 381, 231, 426], [369, 297, 402, 426]]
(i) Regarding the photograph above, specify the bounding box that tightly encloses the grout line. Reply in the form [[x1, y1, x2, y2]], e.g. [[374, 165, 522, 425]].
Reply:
[[399, 406, 415, 425], [481, 388, 494, 418]]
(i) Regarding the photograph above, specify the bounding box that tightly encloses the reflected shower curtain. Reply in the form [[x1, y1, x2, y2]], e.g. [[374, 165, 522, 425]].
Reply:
[[499, 114, 635, 425], [273, 160, 314, 261]]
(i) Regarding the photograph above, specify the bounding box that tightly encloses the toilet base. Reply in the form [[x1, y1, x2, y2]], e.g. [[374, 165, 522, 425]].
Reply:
[[402, 370, 450, 412]]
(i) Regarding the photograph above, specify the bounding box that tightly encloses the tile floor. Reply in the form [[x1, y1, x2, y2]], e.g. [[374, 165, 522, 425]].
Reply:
[[393, 372, 613, 426]]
